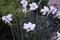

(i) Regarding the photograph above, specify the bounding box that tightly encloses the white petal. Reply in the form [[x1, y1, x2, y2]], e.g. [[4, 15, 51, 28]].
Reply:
[[57, 32, 60, 37], [32, 24, 36, 28], [44, 6, 49, 10], [55, 11, 60, 18], [21, 0, 28, 6], [32, 2, 37, 6], [28, 22, 32, 25], [23, 26, 27, 29], [29, 4, 32, 7], [57, 32, 60, 35], [6, 14, 12, 18], [2, 16, 6, 21], [27, 30, 30, 32], [50, 6, 55, 10], [23, 23, 28, 29], [42, 12, 46, 15], [28, 22, 33, 27], [30, 27, 34, 30], [52, 9, 57, 14], [30, 7, 34, 10], [57, 38, 60, 40], [21, 0, 24, 4], [24, 23, 27, 27], [8, 17, 12, 21], [5, 19, 10, 23], [40, 9, 45, 12]]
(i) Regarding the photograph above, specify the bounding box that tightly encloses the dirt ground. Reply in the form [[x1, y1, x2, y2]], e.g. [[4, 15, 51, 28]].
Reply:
[[48, 0, 60, 10]]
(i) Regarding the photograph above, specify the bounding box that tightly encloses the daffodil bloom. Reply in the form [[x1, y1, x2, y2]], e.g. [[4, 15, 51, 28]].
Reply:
[[23, 22, 36, 32], [40, 6, 57, 15], [40, 6, 49, 15], [29, 2, 38, 10], [20, 0, 28, 7], [57, 32, 60, 40], [50, 6, 57, 14], [20, 0, 28, 13], [2, 14, 12, 23], [55, 11, 60, 18]]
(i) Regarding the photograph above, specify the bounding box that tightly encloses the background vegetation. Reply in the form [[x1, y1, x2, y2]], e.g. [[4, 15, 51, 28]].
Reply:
[[0, 0, 60, 40]]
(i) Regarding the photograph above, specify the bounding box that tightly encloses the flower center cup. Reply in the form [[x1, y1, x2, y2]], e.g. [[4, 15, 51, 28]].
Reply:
[[33, 5, 35, 8], [46, 10, 49, 12], [28, 27, 31, 30]]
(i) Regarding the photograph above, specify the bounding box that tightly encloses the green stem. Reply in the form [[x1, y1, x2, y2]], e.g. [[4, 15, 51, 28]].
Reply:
[[20, 19, 24, 40], [10, 23, 15, 40], [38, 0, 42, 5], [35, 12, 39, 40], [28, 32, 31, 40]]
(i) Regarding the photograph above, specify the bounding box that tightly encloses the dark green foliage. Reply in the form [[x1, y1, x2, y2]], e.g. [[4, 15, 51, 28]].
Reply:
[[40, 0, 48, 7]]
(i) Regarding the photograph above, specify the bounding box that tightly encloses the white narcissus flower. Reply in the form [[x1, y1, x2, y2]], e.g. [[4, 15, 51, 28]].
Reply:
[[55, 11, 60, 18], [50, 6, 57, 14], [29, 2, 38, 10], [23, 22, 36, 32], [2, 14, 12, 23], [20, 0, 28, 7], [20, 0, 28, 13], [40, 6, 49, 15], [41, 6, 57, 15], [57, 32, 60, 40]]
